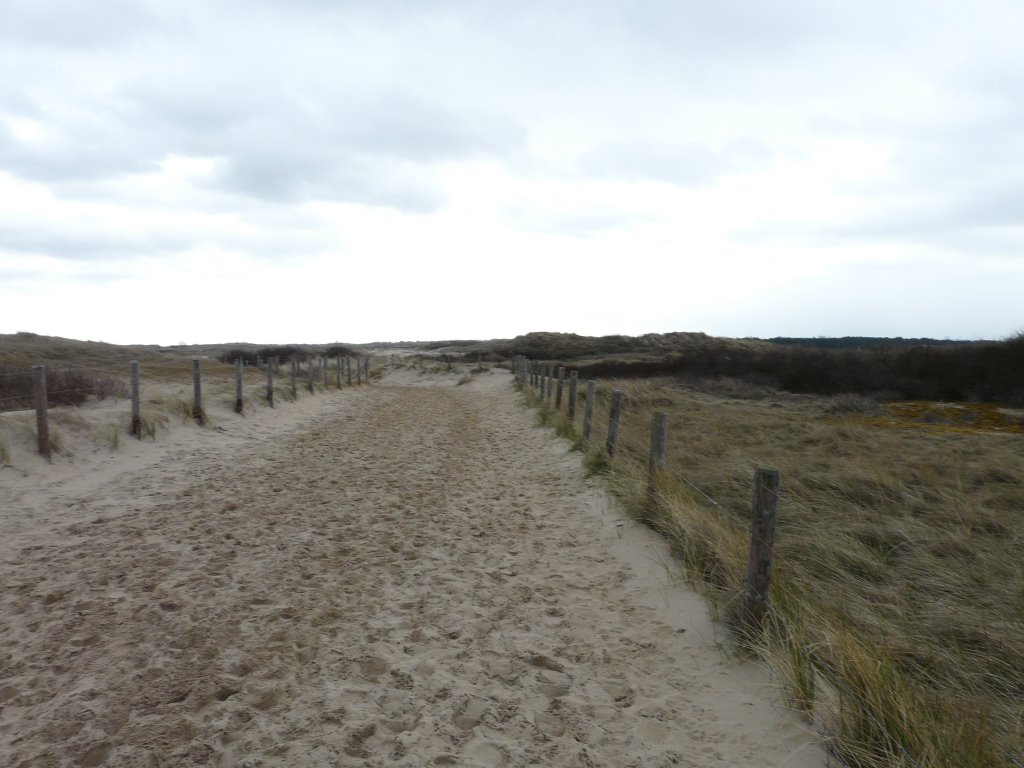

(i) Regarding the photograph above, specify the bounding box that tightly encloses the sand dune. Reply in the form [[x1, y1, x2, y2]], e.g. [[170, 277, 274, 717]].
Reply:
[[0, 366, 825, 767]]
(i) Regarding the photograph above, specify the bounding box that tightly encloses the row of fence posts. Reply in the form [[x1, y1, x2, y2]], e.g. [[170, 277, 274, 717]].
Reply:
[[511, 354, 781, 634], [28, 354, 373, 461]]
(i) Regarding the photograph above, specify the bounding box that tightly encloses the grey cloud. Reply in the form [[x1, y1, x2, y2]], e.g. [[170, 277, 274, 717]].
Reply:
[[579, 138, 772, 186], [342, 90, 527, 163], [0, 210, 333, 265], [0, 109, 157, 183], [741, 93, 1024, 255], [0, 70, 526, 212], [213, 152, 447, 213], [0, 0, 172, 48], [806, 131, 1024, 252], [0, 226, 194, 261]]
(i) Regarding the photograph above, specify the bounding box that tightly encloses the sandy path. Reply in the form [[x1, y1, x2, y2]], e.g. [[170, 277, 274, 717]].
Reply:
[[0, 368, 825, 767]]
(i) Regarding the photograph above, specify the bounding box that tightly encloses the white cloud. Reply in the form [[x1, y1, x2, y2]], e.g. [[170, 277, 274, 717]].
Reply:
[[1, 0, 1022, 343]]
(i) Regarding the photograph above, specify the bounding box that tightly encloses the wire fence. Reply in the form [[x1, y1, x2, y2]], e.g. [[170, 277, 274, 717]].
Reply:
[[0, 355, 378, 461], [511, 355, 983, 768]]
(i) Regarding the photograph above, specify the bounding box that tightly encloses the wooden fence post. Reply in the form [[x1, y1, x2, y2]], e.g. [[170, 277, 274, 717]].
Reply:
[[741, 468, 782, 634], [130, 360, 141, 438], [290, 357, 297, 399], [545, 365, 554, 401], [347, 357, 353, 386], [555, 367, 565, 410], [356, 357, 363, 385], [307, 355, 314, 393], [322, 355, 328, 387], [606, 389, 624, 458], [583, 380, 596, 440], [648, 412, 668, 494], [568, 370, 578, 421], [32, 365, 50, 459], [266, 360, 274, 408], [235, 358, 244, 414], [192, 358, 205, 425]]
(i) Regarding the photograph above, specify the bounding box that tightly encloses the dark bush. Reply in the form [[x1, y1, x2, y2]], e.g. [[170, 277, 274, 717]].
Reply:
[[0, 366, 130, 412], [560, 335, 1024, 406]]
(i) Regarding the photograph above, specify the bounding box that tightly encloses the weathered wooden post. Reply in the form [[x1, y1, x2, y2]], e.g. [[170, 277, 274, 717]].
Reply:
[[290, 357, 297, 399], [234, 358, 244, 414], [322, 355, 328, 387], [347, 356, 353, 386], [365, 356, 371, 384], [741, 468, 782, 634], [648, 412, 668, 495], [357, 357, 363, 385], [130, 360, 141, 438], [274, 355, 280, 374], [606, 389, 623, 458], [568, 370, 578, 421], [336, 356, 342, 388], [545, 364, 554, 401], [555, 367, 565, 410], [306, 355, 314, 393], [583, 380, 596, 440], [192, 358, 204, 425], [32, 365, 50, 459], [266, 360, 274, 407]]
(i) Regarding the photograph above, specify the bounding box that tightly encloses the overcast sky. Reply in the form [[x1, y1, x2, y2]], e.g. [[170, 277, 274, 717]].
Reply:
[[1, 0, 1021, 345]]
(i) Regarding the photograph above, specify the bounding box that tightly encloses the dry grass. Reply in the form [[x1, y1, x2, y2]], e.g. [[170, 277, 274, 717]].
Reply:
[[525, 374, 1023, 768], [0, 334, 377, 463]]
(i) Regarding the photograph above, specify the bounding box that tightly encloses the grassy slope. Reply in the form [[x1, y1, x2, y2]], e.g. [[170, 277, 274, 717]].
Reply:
[[524, 374, 1022, 767]]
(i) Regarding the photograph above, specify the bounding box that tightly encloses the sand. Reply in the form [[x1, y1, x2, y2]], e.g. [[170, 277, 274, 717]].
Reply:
[[0, 366, 827, 767]]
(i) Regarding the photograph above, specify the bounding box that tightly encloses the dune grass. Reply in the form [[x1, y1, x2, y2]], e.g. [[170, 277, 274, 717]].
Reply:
[[0, 334, 377, 463], [523, 373, 1023, 767]]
